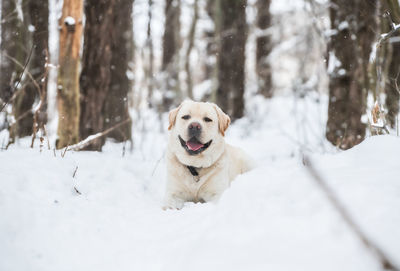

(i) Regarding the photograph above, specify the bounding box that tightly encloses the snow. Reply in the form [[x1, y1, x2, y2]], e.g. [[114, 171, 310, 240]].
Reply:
[[1, 96, 400, 271], [63, 16, 76, 26]]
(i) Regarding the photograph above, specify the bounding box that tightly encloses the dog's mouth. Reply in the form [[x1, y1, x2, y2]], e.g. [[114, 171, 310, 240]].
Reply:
[[178, 135, 212, 155]]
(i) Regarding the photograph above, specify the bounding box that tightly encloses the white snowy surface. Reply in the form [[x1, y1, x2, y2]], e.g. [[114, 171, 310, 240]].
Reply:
[[1, 96, 400, 271]]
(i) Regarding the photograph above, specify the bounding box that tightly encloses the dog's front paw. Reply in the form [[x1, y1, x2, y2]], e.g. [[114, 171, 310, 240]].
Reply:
[[162, 196, 185, 210]]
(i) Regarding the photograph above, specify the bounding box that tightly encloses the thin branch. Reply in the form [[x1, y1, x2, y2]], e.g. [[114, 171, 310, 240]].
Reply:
[[376, 23, 400, 49], [66, 118, 131, 151], [72, 166, 78, 178], [303, 155, 399, 271]]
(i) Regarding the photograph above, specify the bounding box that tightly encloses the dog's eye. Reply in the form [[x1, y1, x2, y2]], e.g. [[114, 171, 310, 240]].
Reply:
[[203, 117, 212, 122], [182, 115, 191, 120]]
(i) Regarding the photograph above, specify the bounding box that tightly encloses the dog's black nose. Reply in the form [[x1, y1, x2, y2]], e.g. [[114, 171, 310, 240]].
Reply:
[[188, 122, 201, 136]]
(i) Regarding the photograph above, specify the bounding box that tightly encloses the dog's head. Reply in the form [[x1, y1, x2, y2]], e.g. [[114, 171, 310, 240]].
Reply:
[[167, 101, 230, 168]]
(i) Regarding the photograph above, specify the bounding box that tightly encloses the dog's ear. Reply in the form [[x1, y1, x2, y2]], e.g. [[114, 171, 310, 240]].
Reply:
[[213, 104, 231, 136], [168, 105, 181, 130]]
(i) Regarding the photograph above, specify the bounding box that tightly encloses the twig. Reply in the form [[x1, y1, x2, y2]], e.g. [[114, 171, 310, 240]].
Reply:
[[376, 23, 400, 49], [303, 155, 399, 271], [73, 186, 81, 195], [151, 150, 165, 177], [61, 146, 68, 158], [66, 118, 131, 151], [72, 166, 78, 178]]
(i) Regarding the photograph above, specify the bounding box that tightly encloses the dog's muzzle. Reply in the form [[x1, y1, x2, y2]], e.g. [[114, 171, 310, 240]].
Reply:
[[178, 135, 212, 155]]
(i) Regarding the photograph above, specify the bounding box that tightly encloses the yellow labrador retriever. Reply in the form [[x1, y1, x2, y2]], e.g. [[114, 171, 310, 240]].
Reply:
[[163, 101, 253, 209]]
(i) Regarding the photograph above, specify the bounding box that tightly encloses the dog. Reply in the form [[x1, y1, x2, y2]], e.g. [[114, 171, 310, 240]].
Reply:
[[163, 100, 253, 209]]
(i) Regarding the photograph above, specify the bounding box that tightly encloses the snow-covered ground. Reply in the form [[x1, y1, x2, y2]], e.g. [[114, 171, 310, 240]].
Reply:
[[1, 95, 400, 271]]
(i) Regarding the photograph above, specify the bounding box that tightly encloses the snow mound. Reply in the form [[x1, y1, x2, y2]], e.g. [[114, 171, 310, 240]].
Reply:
[[1, 135, 399, 271]]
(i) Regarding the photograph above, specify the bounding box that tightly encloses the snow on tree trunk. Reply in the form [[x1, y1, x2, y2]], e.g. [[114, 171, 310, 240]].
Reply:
[[326, 0, 378, 150], [56, 0, 83, 149]]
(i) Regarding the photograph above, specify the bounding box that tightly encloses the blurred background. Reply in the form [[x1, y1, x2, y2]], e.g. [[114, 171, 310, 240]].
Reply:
[[0, 0, 399, 152]]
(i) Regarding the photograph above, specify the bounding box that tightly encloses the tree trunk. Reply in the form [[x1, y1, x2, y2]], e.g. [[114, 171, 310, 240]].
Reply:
[[216, 0, 247, 120], [326, 0, 378, 149], [203, 0, 220, 101], [25, 0, 49, 140], [256, 0, 273, 98], [161, 0, 181, 111], [146, 0, 155, 105], [56, 0, 83, 149], [79, 0, 116, 151], [0, 0, 21, 104], [383, 0, 400, 128], [184, 0, 199, 99], [103, 0, 133, 143], [0, 0, 30, 137], [10, 0, 33, 139]]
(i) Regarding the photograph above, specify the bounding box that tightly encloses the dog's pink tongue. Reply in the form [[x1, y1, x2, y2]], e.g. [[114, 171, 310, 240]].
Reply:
[[187, 141, 204, 151]]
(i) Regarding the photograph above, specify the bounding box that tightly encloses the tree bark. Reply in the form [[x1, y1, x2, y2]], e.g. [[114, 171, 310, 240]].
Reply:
[[24, 0, 49, 140], [216, 0, 247, 120], [146, 0, 155, 105], [184, 0, 199, 99], [0, 0, 21, 104], [56, 0, 83, 149], [161, 0, 181, 111], [256, 0, 273, 98], [0, 0, 30, 137], [326, 0, 378, 149], [10, 0, 33, 138], [202, 0, 220, 101], [79, 0, 116, 151], [383, 0, 400, 128], [103, 0, 133, 143]]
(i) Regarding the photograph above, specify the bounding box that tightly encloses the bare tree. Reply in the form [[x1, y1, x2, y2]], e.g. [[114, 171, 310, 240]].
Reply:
[[24, 0, 49, 140], [56, 0, 83, 149], [382, 0, 400, 128], [161, 0, 181, 111], [0, 0, 29, 134], [9, 0, 33, 139], [103, 0, 134, 143], [146, 0, 155, 104], [216, 0, 247, 120], [184, 0, 199, 99], [79, 0, 116, 151], [256, 0, 273, 98], [326, 0, 378, 149]]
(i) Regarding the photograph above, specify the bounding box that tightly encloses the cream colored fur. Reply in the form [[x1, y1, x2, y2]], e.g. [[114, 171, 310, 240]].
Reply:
[[163, 101, 253, 209]]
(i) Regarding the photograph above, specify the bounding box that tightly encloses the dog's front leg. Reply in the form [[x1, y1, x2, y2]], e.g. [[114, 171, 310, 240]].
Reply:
[[162, 190, 186, 210], [199, 173, 230, 203]]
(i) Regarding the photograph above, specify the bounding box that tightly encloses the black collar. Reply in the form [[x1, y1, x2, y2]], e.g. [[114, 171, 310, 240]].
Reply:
[[187, 165, 199, 177]]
